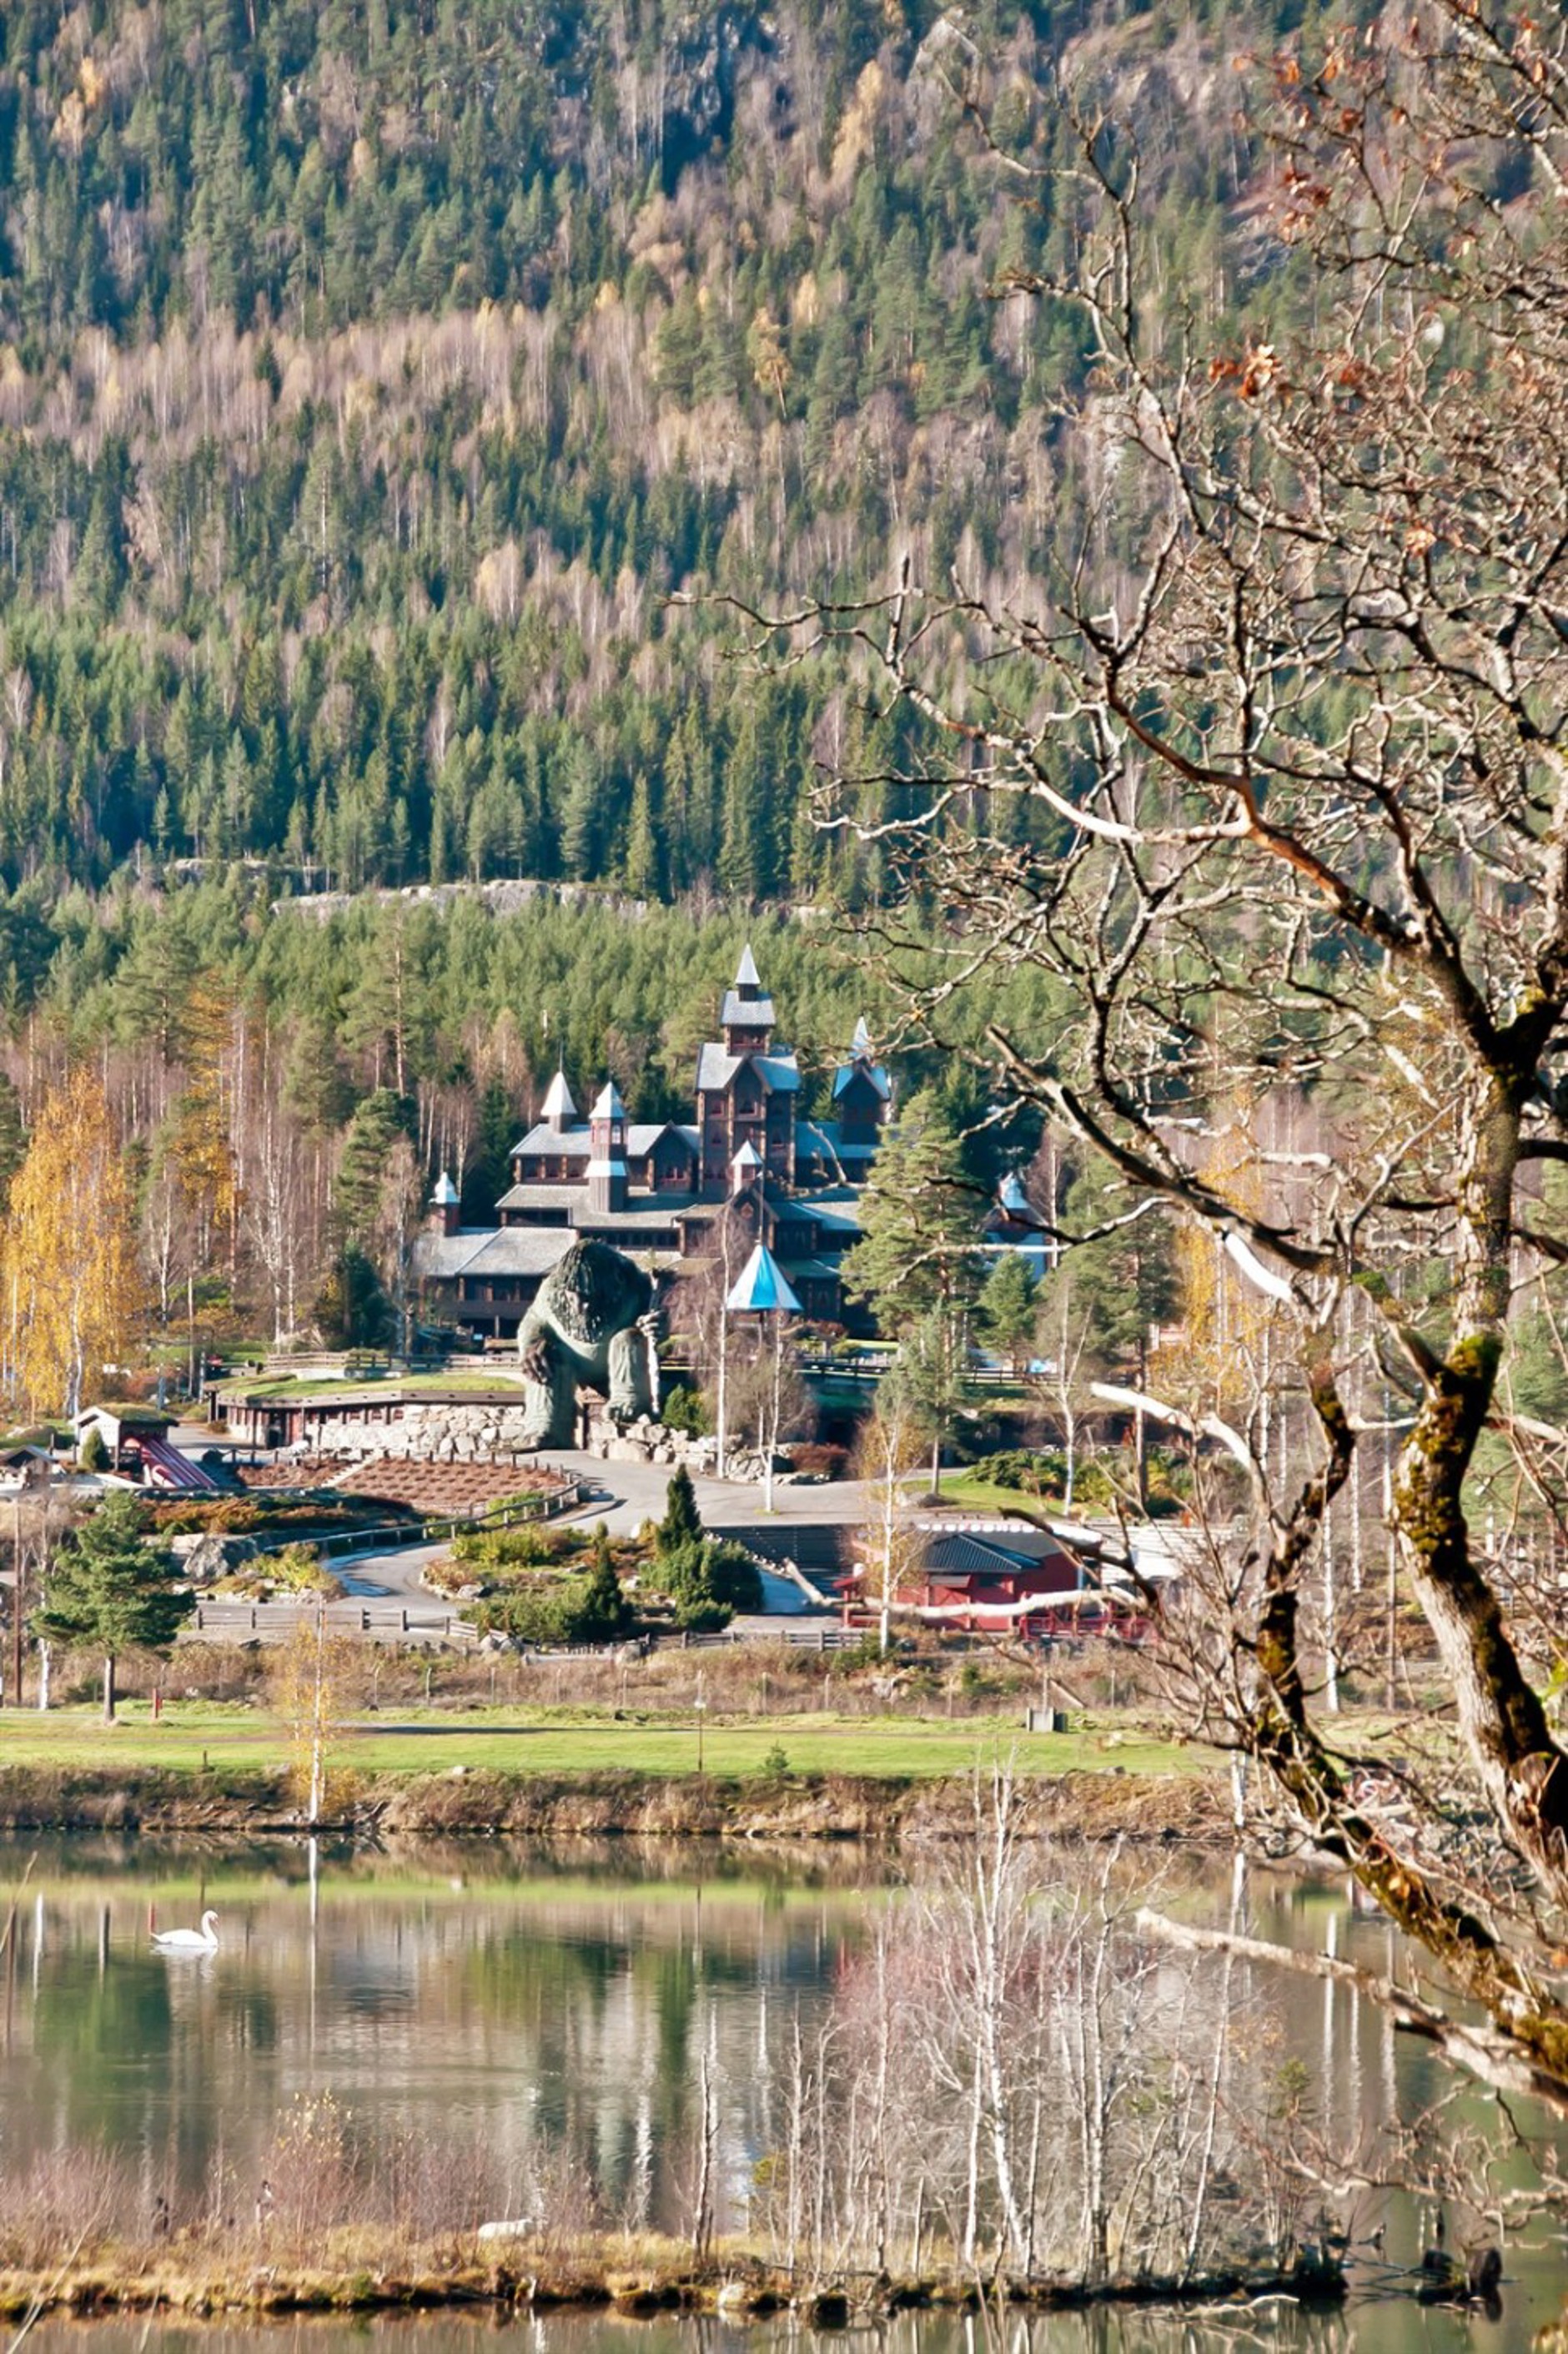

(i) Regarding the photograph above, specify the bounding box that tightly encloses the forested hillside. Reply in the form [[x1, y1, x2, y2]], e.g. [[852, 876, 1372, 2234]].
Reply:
[[0, 0, 1296, 908], [0, 0, 1324, 1361]]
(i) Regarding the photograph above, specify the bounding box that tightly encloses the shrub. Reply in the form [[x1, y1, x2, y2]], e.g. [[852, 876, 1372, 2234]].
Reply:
[[789, 1441, 848, 1479], [651, 1536, 761, 1630], [468, 1532, 634, 1647], [982, 1448, 1066, 1494], [706, 1539, 762, 1612], [267, 1542, 335, 1593], [78, 1426, 109, 1473], [828, 1635, 892, 1675], [452, 1525, 580, 1570], [659, 1384, 709, 1437]]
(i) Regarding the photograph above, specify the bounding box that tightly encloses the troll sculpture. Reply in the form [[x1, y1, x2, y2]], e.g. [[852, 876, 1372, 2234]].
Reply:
[[515, 1239, 658, 1447]]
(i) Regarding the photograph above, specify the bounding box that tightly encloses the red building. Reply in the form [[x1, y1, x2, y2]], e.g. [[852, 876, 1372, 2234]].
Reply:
[[848, 1527, 1084, 1636]]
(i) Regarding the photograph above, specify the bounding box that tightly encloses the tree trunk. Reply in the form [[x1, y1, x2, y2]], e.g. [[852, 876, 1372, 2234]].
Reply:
[[1390, 1074, 1568, 1895], [102, 1652, 116, 1724]]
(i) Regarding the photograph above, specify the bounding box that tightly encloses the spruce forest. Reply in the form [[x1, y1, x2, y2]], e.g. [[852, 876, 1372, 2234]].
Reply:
[[0, 0, 1279, 910], [0, 0, 1291, 1343]]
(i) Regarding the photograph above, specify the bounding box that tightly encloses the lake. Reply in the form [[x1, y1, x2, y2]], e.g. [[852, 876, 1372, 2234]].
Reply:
[[2, 1833, 1564, 2351]]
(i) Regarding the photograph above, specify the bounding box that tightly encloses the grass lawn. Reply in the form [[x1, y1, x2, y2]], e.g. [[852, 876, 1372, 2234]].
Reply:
[[0, 1700, 1198, 1781], [930, 1471, 1070, 1517], [220, 1373, 529, 1402]]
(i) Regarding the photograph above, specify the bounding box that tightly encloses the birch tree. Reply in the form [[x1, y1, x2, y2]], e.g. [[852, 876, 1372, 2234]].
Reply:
[[1, 1069, 142, 1421]]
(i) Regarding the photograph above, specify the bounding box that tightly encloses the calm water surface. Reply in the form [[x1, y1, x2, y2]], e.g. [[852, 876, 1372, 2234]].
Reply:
[[3, 1833, 1564, 2353]]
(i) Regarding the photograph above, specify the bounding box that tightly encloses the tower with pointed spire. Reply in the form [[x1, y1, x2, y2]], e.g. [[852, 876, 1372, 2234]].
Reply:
[[586, 1080, 628, 1215], [426, 1169, 461, 1236], [830, 1013, 892, 1154], [721, 943, 775, 1049], [540, 1068, 576, 1133], [696, 943, 799, 1191]]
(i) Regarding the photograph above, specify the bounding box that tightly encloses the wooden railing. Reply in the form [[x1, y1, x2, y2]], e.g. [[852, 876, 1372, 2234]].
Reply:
[[680, 1622, 856, 1652], [192, 1598, 475, 1642], [304, 1476, 591, 1562]]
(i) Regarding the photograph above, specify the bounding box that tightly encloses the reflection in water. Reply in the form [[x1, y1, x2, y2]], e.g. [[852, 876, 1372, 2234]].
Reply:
[[2, 1836, 1566, 2351], [5, 2291, 1507, 2354], [1, 1834, 871, 2232]]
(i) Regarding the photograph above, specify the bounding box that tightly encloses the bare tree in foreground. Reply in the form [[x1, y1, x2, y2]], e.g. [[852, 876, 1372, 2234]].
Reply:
[[753, 3, 1568, 2097], [753, 1775, 1325, 2287]]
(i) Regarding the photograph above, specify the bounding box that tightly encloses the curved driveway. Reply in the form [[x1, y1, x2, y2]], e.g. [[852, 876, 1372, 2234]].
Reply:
[[334, 1451, 873, 1612]]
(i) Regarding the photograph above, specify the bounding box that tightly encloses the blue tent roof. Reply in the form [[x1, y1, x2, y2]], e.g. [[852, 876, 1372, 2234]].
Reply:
[[726, 1241, 802, 1315]]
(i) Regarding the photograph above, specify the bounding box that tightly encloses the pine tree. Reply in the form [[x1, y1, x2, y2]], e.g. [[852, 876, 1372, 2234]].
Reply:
[[559, 737, 604, 881], [622, 772, 660, 897], [658, 1464, 703, 1556], [889, 1308, 976, 1498], [333, 1089, 409, 1249], [842, 1088, 980, 1335], [34, 1490, 193, 1723], [977, 1253, 1038, 1372], [574, 1525, 633, 1641]]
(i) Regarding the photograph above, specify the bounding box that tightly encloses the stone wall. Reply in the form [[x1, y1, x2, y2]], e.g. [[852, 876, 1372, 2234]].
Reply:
[[302, 1398, 776, 1481], [308, 1403, 549, 1464], [304, 1400, 719, 1471]]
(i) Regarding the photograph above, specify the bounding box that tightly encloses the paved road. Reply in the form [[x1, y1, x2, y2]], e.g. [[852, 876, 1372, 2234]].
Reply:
[[163, 1425, 874, 1614], [332, 1453, 872, 1612]]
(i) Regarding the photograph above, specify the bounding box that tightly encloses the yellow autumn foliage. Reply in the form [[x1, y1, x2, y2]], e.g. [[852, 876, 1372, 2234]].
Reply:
[[0, 1069, 143, 1421], [1150, 1122, 1275, 1420]]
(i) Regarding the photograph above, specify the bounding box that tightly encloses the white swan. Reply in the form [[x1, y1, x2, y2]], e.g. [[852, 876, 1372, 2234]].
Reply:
[[152, 1909, 219, 1952]]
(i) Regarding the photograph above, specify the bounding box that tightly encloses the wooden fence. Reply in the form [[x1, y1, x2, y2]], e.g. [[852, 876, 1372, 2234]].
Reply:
[[185, 1601, 847, 1652], [191, 1598, 475, 1643]]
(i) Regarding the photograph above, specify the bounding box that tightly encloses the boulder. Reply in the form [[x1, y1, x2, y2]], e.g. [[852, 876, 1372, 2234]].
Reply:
[[170, 1532, 259, 1585]]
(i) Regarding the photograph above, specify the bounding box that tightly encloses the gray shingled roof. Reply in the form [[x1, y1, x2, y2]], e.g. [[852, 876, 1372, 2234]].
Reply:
[[512, 1119, 701, 1161], [721, 989, 777, 1029], [413, 1228, 576, 1280], [916, 1532, 1080, 1584], [696, 1044, 801, 1095], [512, 1123, 593, 1159]]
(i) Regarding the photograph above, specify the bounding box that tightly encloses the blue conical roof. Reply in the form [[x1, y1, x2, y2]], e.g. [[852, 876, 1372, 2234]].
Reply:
[[726, 1241, 802, 1315]]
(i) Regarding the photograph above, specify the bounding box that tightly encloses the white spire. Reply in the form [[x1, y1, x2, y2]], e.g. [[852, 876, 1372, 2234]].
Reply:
[[851, 1014, 872, 1058], [540, 1068, 576, 1124], [735, 942, 761, 988], [591, 1080, 626, 1122], [431, 1170, 460, 1205]]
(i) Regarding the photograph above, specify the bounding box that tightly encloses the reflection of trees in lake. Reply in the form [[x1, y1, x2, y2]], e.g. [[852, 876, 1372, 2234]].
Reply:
[[8, 1834, 1507, 2270]]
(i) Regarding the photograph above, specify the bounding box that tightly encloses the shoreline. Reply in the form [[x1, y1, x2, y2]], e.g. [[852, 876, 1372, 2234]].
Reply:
[[0, 1763, 1229, 1842], [0, 2236, 1346, 2326]]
